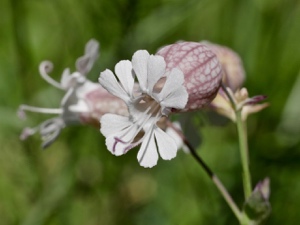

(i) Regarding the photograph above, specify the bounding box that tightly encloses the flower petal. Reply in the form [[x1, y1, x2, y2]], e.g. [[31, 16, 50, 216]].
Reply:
[[242, 103, 269, 121], [105, 124, 138, 156], [114, 60, 134, 97], [132, 50, 150, 92], [147, 55, 166, 93], [101, 114, 140, 156], [137, 128, 159, 168], [165, 122, 183, 149], [100, 114, 132, 137], [158, 68, 188, 111], [99, 69, 130, 103], [210, 93, 235, 121], [154, 126, 177, 160], [159, 68, 184, 98], [160, 88, 188, 111]]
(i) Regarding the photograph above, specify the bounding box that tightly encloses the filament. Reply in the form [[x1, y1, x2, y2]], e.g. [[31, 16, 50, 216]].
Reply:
[[39, 61, 64, 90], [19, 105, 63, 115]]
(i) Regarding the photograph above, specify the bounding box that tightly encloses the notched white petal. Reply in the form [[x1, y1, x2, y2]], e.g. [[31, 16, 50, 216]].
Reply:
[[147, 55, 166, 92], [161, 87, 188, 110], [106, 124, 138, 156], [100, 114, 132, 137], [106, 136, 126, 156], [159, 68, 185, 99], [132, 50, 150, 92], [154, 126, 177, 160], [101, 115, 139, 156], [137, 129, 159, 168], [114, 60, 134, 97], [157, 68, 188, 110], [99, 69, 130, 103]]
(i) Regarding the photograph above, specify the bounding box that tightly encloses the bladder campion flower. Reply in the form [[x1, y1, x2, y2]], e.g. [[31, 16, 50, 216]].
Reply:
[[99, 50, 188, 168], [18, 39, 127, 148], [156, 41, 223, 111]]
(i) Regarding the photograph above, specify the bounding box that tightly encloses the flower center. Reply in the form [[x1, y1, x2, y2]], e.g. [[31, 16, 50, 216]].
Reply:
[[113, 94, 163, 153]]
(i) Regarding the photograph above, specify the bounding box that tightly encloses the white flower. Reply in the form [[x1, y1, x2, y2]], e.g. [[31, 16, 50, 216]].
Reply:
[[18, 61, 98, 148], [99, 50, 188, 168], [18, 39, 127, 148]]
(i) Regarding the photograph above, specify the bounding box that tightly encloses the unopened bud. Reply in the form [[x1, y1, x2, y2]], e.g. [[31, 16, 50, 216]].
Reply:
[[201, 41, 245, 91], [243, 178, 271, 223]]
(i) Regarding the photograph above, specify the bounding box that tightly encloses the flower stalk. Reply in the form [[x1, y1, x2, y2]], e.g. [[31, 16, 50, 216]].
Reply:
[[236, 110, 252, 199], [167, 121, 243, 222], [220, 84, 253, 200]]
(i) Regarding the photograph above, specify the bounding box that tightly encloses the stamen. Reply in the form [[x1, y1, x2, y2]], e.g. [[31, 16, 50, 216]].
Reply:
[[42, 128, 61, 149], [39, 61, 64, 90], [20, 127, 38, 140], [18, 105, 63, 116], [20, 118, 64, 148], [40, 121, 62, 149], [61, 88, 74, 106]]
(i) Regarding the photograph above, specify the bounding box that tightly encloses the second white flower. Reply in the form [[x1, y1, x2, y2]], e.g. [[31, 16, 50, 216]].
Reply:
[[99, 50, 188, 168]]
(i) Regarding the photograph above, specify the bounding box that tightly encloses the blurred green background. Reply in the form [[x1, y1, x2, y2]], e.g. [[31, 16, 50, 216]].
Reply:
[[1, 0, 300, 224]]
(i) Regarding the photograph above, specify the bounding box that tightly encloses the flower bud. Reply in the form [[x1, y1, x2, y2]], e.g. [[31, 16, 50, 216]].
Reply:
[[156, 41, 223, 111], [210, 87, 268, 122], [201, 41, 245, 91], [243, 178, 271, 223]]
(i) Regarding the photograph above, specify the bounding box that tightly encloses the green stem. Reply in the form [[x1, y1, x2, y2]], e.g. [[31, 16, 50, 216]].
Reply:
[[236, 110, 252, 199], [167, 121, 242, 222], [221, 83, 252, 200], [212, 175, 242, 222]]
